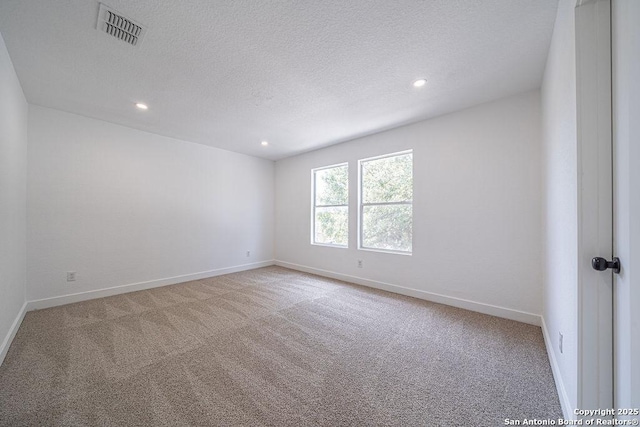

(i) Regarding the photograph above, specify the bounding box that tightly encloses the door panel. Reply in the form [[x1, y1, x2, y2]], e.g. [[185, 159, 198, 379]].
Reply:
[[575, 0, 613, 411], [612, 0, 640, 412]]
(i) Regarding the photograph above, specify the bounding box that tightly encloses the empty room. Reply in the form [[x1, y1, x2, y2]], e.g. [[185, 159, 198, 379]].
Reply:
[[0, 0, 638, 425]]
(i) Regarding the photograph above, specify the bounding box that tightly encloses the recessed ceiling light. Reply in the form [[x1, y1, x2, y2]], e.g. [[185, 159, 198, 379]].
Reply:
[[261, 141, 269, 146], [135, 103, 148, 110], [413, 79, 427, 88]]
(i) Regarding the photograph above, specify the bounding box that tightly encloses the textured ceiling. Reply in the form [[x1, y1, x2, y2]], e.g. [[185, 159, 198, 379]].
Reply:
[[0, 0, 558, 160]]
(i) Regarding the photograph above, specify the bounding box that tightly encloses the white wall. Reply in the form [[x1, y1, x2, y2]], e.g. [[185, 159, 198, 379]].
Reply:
[[612, 0, 640, 411], [540, 0, 578, 416], [27, 106, 274, 303], [0, 31, 27, 361], [275, 91, 542, 323]]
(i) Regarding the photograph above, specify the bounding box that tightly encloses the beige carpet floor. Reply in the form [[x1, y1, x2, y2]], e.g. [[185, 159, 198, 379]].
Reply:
[[0, 266, 561, 426]]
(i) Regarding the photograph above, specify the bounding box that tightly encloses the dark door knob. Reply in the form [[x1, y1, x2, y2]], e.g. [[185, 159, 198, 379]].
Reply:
[[591, 257, 621, 274]]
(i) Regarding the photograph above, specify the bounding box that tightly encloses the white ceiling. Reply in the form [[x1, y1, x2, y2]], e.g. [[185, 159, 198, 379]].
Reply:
[[0, 0, 558, 160]]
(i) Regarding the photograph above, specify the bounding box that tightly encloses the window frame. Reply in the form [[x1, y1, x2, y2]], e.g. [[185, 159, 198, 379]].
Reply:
[[311, 162, 349, 248], [358, 150, 413, 255]]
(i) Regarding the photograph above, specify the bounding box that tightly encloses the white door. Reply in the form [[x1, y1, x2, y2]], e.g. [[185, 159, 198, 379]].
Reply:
[[575, 0, 613, 411], [612, 0, 640, 414], [578, 0, 640, 414]]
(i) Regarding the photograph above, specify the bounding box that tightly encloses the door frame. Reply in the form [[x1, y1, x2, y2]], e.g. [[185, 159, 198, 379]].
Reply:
[[575, 0, 614, 412]]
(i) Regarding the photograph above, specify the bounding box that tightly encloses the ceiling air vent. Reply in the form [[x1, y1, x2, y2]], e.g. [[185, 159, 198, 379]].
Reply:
[[96, 3, 147, 47]]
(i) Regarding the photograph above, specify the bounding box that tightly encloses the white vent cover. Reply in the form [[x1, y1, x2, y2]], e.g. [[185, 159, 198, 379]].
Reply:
[[96, 3, 147, 47]]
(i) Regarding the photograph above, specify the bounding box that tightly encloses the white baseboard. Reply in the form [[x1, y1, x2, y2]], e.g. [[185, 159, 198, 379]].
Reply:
[[541, 316, 574, 420], [275, 260, 541, 326], [0, 301, 28, 367], [27, 260, 275, 311]]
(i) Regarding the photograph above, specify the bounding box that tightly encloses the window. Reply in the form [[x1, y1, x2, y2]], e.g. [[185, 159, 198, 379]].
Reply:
[[312, 163, 348, 246], [359, 151, 413, 253]]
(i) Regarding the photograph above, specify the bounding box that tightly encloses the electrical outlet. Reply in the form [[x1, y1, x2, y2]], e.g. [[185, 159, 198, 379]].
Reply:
[[559, 332, 564, 354], [246, 251, 250, 257], [66, 271, 77, 282], [357, 260, 363, 268]]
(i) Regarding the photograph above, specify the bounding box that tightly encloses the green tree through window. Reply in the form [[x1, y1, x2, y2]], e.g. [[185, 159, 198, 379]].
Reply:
[[360, 151, 413, 253], [313, 164, 348, 246]]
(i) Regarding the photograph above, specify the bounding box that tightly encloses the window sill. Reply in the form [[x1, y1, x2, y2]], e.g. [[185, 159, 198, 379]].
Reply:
[[357, 247, 412, 256], [311, 242, 349, 249]]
